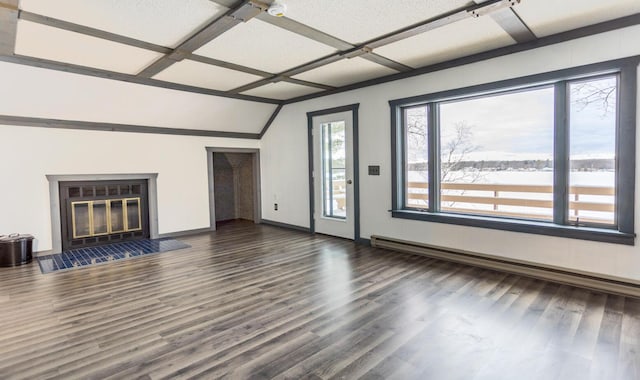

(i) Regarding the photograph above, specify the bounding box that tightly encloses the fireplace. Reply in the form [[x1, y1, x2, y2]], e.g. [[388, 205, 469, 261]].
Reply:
[[59, 180, 150, 251], [43, 173, 161, 254]]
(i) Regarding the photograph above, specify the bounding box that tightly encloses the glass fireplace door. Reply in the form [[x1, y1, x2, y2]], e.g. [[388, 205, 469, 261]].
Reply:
[[71, 198, 142, 239], [60, 180, 149, 251], [109, 200, 125, 233]]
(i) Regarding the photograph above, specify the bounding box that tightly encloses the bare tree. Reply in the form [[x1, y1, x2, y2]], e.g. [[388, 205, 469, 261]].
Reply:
[[440, 121, 483, 183], [570, 78, 617, 115], [405, 109, 483, 207], [406, 109, 481, 180], [405, 107, 428, 165]]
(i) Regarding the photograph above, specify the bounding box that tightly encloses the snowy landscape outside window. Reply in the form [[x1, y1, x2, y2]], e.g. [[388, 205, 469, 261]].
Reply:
[[390, 58, 637, 244]]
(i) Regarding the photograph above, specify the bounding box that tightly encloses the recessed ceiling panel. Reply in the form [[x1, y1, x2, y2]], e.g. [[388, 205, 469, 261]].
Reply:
[[15, 21, 163, 74], [515, 0, 640, 37], [153, 60, 264, 91], [195, 19, 336, 74], [285, 0, 470, 44], [0, 61, 276, 133], [375, 16, 515, 69], [242, 82, 323, 100], [293, 57, 397, 87], [19, 0, 226, 48]]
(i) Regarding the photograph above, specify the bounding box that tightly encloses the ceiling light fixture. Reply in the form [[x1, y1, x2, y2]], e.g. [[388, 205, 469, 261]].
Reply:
[[267, 1, 287, 17]]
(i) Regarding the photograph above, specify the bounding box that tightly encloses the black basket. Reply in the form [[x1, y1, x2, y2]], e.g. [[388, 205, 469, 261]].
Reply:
[[0, 234, 34, 267]]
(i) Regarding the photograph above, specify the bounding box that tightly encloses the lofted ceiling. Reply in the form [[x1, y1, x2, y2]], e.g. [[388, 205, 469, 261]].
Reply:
[[1, 0, 639, 134]]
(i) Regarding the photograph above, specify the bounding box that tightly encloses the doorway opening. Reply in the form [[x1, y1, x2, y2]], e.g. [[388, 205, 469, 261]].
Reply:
[[206, 148, 261, 229]]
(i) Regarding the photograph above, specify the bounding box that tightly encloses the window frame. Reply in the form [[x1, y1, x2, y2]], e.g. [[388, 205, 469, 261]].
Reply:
[[390, 57, 639, 245]]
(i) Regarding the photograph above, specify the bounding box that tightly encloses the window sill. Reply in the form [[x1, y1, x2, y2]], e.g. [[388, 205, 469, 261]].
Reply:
[[391, 210, 635, 245]]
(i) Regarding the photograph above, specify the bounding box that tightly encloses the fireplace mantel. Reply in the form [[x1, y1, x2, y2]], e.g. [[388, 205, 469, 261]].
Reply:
[[47, 173, 159, 254]]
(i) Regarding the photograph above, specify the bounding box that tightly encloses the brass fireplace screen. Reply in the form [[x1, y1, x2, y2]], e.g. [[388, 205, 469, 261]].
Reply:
[[71, 198, 142, 239]]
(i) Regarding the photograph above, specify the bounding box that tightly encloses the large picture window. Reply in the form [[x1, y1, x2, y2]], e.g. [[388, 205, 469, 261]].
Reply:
[[390, 58, 638, 245]]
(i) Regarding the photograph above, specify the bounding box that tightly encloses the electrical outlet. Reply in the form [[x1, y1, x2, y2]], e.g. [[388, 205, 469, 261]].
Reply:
[[274, 203, 278, 211]]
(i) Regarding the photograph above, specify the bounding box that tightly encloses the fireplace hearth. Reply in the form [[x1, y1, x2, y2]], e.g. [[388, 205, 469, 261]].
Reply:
[[59, 180, 150, 251]]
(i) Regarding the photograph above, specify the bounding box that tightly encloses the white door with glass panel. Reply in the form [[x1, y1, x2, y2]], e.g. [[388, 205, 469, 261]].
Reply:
[[312, 111, 354, 239]]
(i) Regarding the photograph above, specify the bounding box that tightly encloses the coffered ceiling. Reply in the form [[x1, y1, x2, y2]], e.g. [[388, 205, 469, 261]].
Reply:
[[0, 0, 639, 134]]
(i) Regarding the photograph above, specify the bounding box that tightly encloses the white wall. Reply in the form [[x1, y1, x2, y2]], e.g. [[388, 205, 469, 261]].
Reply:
[[261, 25, 640, 283], [0, 61, 277, 134], [0, 125, 259, 252]]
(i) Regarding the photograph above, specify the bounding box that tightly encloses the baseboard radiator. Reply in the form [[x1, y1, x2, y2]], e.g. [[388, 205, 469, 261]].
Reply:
[[370, 235, 640, 298]]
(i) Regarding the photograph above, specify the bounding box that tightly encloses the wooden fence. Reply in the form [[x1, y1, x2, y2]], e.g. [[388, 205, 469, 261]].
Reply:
[[405, 181, 614, 223]]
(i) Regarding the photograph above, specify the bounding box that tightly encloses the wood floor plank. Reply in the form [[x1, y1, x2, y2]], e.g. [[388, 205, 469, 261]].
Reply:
[[0, 220, 637, 379], [618, 297, 640, 379], [589, 295, 625, 379]]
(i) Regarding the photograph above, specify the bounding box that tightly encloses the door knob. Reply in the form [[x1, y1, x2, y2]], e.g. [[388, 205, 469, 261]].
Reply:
[[347, 179, 353, 184]]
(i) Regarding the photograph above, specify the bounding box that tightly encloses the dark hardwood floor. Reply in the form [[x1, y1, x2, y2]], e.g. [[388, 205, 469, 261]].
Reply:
[[0, 220, 638, 379]]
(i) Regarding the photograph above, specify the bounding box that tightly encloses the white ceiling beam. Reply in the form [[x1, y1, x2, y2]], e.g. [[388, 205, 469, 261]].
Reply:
[[284, 14, 640, 104], [210, 0, 411, 73], [474, 0, 536, 43], [230, 77, 274, 93], [187, 53, 272, 77], [18, 10, 172, 54], [229, 0, 518, 94], [0, 0, 19, 55], [15, 8, 336, 98], [138, 0, 268, 78], [492, 8, 536, 42], [9, 0, 537, 102], [366, 0, 519, 49], [283, 77, 334, 90], [18, 10, 278, 78], [255, 12, 353, 51], [0, 53, 282, 104], [253, 7, 412, 72], [281, 54, 347, 78], [228, 52, 346, 93], [361, 53, 413, 71]]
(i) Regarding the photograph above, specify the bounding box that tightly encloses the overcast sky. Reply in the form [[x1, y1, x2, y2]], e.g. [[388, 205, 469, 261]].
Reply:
[[436, 77, 616, 161]]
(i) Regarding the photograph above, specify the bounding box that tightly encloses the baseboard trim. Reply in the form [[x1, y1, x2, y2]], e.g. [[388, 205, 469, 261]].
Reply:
[[157, 227, 215, 238], [371, 235, 640, 298], [34, 249, 53, 257], [261, 219, 311, 233]]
